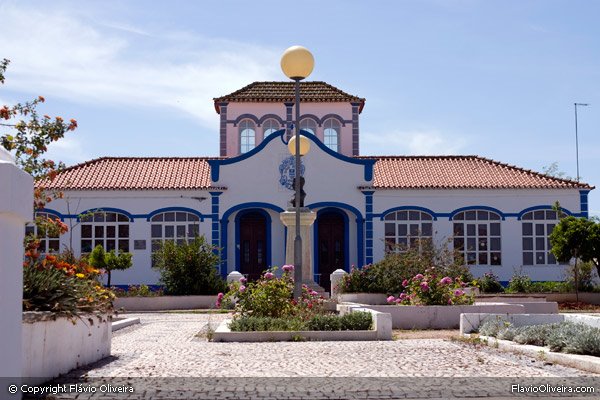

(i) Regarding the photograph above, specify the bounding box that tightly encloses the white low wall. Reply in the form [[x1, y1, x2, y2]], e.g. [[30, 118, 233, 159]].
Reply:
[[22, 313, 111, 384], [478, 293, 600, 305], [114, 295, 218, 311], [343, 303, 525, 329], [337, 293, 388, 305], [213, 308, 392, 342]]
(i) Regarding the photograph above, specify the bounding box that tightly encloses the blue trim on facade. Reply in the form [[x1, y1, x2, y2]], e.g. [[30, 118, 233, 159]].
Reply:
[[36, 208, 66, 221], [580, 190, 590, 218], [234, 209, 272, 274], [220, 202, 285, 275], [361, 191, 374, 266], [208, 129, 376, 183], [145, 207, 206, 222], [308, 201, 364, 269], [448, 206, 506, 220], [516, 205, 574, 220], [378, 206, 439, 221], [209, 192, 224, 275], [313, 208, 350, 282], [78, 207, 137, 222]]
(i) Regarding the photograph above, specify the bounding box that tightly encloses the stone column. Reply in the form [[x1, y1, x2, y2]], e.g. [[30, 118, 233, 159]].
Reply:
[[330, 269, 348, 300], [0, 148, 33, 390], [279, 210, 320, 290]]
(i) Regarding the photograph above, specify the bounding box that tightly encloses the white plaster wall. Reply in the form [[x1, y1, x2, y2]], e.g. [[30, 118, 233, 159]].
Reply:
[[0, 156, 33, 380], [217, 132, 367, 274], [43, 190, 213, 285], [22, 315, 111, 384], [371, 188, 583, 281]]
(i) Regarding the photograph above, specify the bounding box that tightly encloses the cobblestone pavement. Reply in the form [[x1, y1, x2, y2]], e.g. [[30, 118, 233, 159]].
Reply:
[[45, 313, 599, 399]]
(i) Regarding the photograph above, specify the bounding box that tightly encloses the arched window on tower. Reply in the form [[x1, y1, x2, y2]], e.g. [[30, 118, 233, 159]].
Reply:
[[300, 118, 317, 135], [239, 120, 256, 153], [262, 119, 280, 138], [323, 118, 340, 152]]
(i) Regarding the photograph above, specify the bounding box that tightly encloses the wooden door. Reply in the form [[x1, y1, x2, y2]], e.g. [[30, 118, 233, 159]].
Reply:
[[239, 212, 267, 281], [317, 211, 345, 291]]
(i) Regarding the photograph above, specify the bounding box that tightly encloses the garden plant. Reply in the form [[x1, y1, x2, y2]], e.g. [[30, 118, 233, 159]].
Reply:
[[220, 266, 372, 332]]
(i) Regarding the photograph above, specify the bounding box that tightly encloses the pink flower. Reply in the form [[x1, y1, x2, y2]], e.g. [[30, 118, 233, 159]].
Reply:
[[414, 274, 424, 281], [240, 277, 247, 284], [282, 264, 294, 272], [239, 285, 246, 293], [217, 292, 224, 299], [454, 289, 464, 296], [402, 279, 409, 287], [420, 282, 430, 292], [264, 272, 274, 280], [447, 299, 453, 305], [310, 290, 318, 296], [387, 295, 396, 303], [439, 277, 453, 285]]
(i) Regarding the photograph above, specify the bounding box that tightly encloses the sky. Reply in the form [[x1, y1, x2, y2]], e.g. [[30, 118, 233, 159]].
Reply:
[[0, 0, 598, 216]]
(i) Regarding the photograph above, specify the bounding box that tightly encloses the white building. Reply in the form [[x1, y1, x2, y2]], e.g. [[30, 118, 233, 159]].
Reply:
[[40, 81, 593, 289]]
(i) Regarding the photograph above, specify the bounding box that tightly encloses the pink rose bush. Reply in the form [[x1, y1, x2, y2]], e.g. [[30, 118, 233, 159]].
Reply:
[[219, 266, 325, 319], [387, 268, 475, 306]]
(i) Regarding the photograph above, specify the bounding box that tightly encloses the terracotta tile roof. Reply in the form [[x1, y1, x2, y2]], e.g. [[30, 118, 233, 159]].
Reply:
[[42, 155, 592, 191], [213, 81, 365, 113], [41, 157, 222, 191], [358, 155, 593, 190]]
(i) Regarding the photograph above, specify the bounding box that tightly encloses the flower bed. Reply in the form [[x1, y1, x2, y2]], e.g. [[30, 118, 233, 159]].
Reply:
[[22, 312, 111, 384]]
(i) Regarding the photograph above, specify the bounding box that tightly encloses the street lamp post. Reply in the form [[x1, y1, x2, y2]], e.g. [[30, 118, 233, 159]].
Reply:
[[280, 46, 314, 299], [574, 102, 589, 182]]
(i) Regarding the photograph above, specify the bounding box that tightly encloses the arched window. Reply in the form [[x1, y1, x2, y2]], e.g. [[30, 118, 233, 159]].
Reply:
[[453, 210, 501, 266], [239, 120, 256, 153], [383, 210, 433, 252], [323, 118, 340, 152], [300, 118, 317, 135], [521, 210, 566, 265], [262, 119, 280, 137], [25, 211, 61, 253], [150, 211, 200, 254], [81, 211, 130, 254]]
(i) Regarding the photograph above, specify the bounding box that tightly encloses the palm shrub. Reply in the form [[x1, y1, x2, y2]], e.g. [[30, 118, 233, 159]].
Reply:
[[152, 236, 226, 295]]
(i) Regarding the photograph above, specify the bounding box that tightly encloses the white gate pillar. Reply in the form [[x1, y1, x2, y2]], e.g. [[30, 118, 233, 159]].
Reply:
[[0, 148, 33, 386]]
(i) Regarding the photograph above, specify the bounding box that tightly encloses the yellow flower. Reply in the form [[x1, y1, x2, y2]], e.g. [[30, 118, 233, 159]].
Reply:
[[76, 273, 85, 278]]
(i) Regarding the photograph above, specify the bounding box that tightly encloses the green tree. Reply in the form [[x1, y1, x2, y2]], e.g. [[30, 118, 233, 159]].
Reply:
[[88, 245, 133, 286], [153, 236, 226, 295], [550, 216, 600, 278]]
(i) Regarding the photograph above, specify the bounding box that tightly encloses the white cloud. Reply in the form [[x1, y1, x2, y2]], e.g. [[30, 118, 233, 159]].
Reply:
[[0, 3, 281, 129], [45, 135, 90, 166], [361, 129, 468, 155]]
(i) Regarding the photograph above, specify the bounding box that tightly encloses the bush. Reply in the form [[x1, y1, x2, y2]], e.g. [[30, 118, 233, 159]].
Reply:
[[512, 324, 557, 346], [387, 269, 475, 306], [340, 311, 373, 331], [88, 245, 133, 287], [478, 272, 504, 293], [152, 236, 226, 295], [223, 266, 324, 320], [506, 271, 532, 293], [22, 250, 114, 316], [338, 239, 473, 295], [306, 314, 342, 331], [229, 316, 305, 332], [480, 321, 600, 357]]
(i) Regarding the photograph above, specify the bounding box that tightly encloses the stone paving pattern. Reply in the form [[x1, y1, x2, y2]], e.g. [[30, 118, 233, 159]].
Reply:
[[45, 313, 599, 399]]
